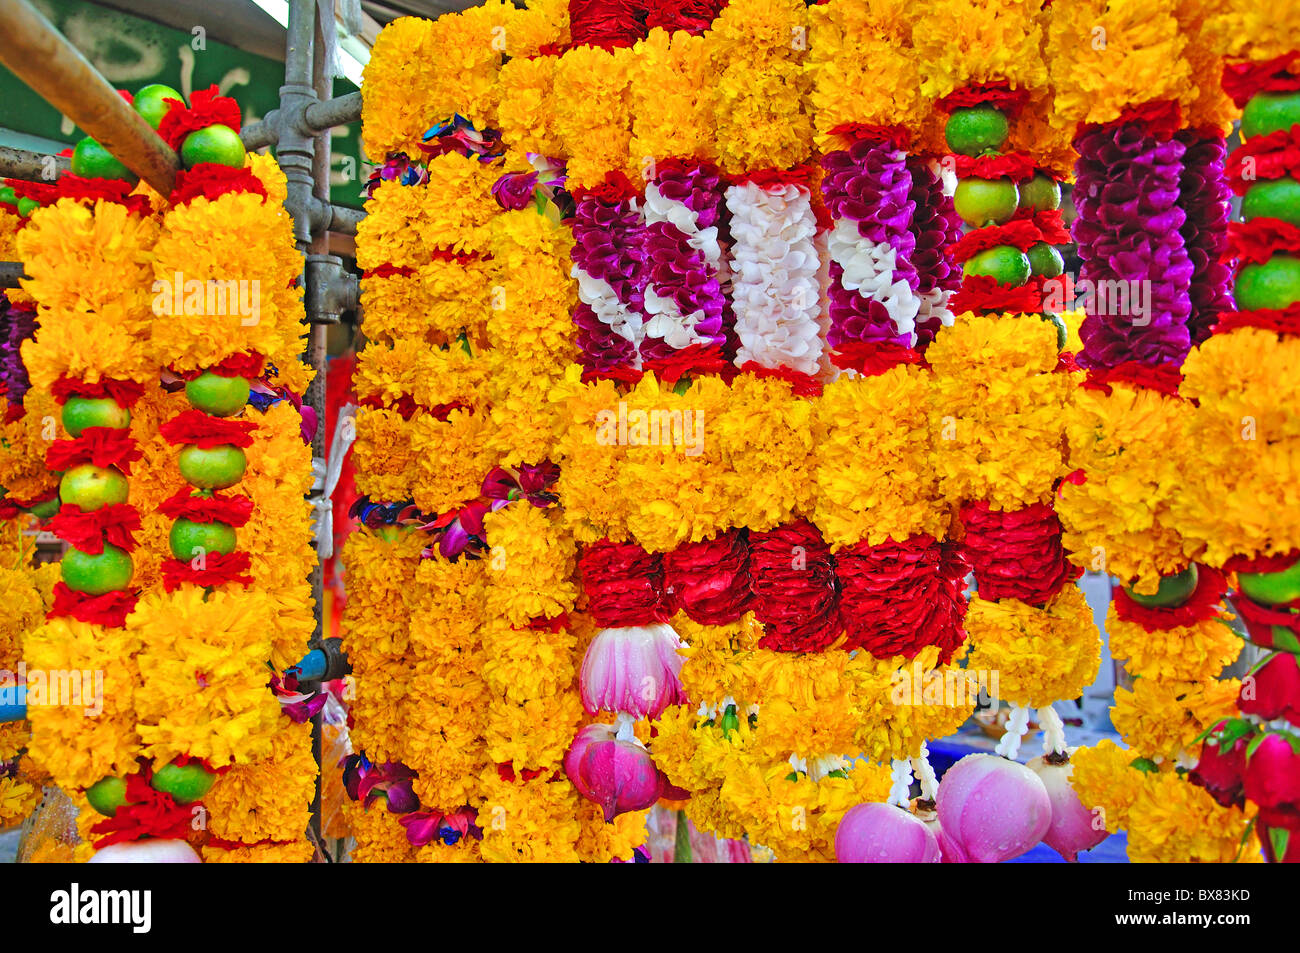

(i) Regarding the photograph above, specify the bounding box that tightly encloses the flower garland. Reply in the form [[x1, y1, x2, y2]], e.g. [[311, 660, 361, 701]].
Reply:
[[1043, 0, 1263, 862], [915, 1, 1100, 774]]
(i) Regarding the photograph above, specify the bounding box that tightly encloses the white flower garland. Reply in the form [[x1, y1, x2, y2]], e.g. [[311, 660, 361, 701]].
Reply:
[[725, 181, 825, 376]]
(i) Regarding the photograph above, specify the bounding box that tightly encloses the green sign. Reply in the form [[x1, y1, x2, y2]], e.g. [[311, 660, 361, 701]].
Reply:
[[0, 0, 366, 208]]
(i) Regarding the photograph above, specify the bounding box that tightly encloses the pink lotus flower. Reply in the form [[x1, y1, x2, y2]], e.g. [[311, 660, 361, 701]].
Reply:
[[835, 802, 941, 863], [580, 623, 687, 719], [936, 754, 1051, 863], [565, 723, 663, 822], [1026, 750, 1109, 862]]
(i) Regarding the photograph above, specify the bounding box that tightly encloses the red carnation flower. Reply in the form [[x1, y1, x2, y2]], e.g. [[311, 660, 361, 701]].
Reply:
[[662, 529, 751, 626], [45, 428, 142, 475], [749, 520, 841, 652], [158, 488, 254, 527], [960, 500, 1079, 606], [829, 341, 927, 377], [1112, 564, 1226, 631], [48, 583, 138, 628], [1213, 301, 1300, 337], [579, 540, 670, 628], [949, 218, 1044, 262], [952, 151, 1037, 183], [89, 774, 195, 849], [1080, 361, 1184, 398], [159, 409, 257, 449], [160, 551, 253, 592], [51, 376, 146, 408], [170, 163, 267, 207], [48, 502, 141, 554]]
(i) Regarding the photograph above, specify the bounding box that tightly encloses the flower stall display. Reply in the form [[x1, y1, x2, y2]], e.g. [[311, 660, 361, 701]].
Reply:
[[11, 86, 316, 862]]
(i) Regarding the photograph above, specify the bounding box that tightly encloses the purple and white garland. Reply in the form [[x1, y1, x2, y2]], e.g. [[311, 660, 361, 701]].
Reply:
[[571, 192, 647, 372], [640, 161, 729, 358], [821, 137, 927, 351]]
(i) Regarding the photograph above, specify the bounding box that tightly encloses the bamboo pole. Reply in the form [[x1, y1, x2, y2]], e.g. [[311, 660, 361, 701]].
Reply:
[[0, 0, 180, 195]]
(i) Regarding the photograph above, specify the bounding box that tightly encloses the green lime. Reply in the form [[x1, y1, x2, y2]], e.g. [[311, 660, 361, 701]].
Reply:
[[71, 137, 138, 183], [1241, 91, 1300, 140], [179, 125, 246, 169], [61, 544, 133, 595], [1235, 255, 1300, 311], [953, 177, 1019, 227], [944, 106, 1009, 156], [1241, 179, 1300, 226], [963, 244, 1031, 286], [1027, 242, 1064, 278]]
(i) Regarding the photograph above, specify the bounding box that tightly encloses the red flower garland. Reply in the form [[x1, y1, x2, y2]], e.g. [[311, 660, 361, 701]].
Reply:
[[959, 500, 1079, 606], [157, 85, 242, 152], [837, 533, 968, 663], [579, 540, 670, 627], [1112, 565, 1227, 632], [749, 520, 840, 652], [661, 529, 751, 626], [160, 551, 254, 592]]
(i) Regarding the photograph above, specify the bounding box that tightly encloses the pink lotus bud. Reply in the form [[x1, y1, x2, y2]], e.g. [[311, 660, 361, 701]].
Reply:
[[88, 839, 202, 863], [835, 803, 941, 863], [1026, 750, 1108, 862], [936, 754, 1051, 863], [580, 623, 687, 719], [565, 724, 662, 822]]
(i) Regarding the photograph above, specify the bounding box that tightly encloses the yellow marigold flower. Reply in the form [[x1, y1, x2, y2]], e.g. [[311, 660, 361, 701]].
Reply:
[[352, 407, 418, 503], [483, 504, 578, 625], [807, 0, 923, 147], [1127, 772, 1262, 863], [1107, 608, 1241, 683], [1069, 738, 1151, 832], [814, 366, 948, 546], [1111, 677, 1240, 762], [718, 374, 815, 532], [1176, 330, 1300, 567], [25, 618, 143, 790], [912, 0, 1048, 101], [150, 190, 304, 375], [346, 798, 419, 862], [1045, 0, 1197, 128], [1204, 0, 1300, 62], [964, 585, 1102, 708], [18, 199, 159, 390], [630, 29, 719, 164], [205, 722, 315, 843], [927, 313, 1071, 509], [0, 776, 40, 830], [0, 391, 59, 504], [497, 55, 563, 159], [410, 408, 495, 514], [1058, 382, 1193, 588], [202, 841, 314, 863], [131, 587, 283, 767], [552, 45, 637, 191]]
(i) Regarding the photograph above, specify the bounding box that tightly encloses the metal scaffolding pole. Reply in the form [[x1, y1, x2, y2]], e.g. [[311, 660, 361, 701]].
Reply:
[[0, 0, 180, 195]]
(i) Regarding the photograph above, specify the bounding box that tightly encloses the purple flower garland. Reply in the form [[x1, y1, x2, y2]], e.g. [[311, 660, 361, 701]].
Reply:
[[907, 158, 962, 350], [1176, 132, 1234, 348], [0, 297, 36, 409], [1072, 123, 1195, 369]]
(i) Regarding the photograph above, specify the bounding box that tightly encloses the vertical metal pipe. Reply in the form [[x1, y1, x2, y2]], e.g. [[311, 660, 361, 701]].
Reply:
[[305, 0, 331, 852]]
